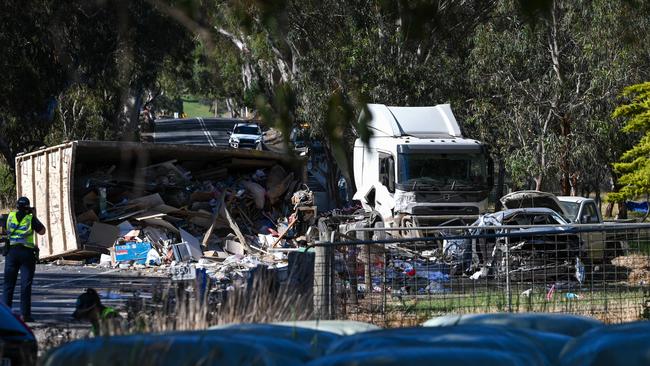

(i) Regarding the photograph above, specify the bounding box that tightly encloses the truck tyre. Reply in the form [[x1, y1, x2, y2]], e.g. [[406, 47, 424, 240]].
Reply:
[[372, 220, 386, 241], [402, 217, 423, 239]]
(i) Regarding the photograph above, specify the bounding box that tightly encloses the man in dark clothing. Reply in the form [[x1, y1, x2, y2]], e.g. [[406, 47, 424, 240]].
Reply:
[[72, 288, 121, 336], [2, 197, 46, 322]]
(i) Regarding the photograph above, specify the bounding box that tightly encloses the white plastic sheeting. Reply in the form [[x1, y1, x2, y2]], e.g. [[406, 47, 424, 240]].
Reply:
[[272, 320, 380, 336]]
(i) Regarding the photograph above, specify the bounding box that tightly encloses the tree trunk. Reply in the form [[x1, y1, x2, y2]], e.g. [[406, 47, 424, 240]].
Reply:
[[559, 115, 571, 196], [616, 203, 627, 220], [534, 175, 543, 191], [495, 157, 506, 211], [604, 202, 614, 218], [324, 147, 341, 208], [569, 173, 578, 196], [121, 87, 143, 142], [548, 1, 572, 196], [606, 172, 623, 219]]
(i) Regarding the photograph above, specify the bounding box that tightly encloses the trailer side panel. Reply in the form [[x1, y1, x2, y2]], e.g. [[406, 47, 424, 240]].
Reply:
[[16, 143, 78, 259]]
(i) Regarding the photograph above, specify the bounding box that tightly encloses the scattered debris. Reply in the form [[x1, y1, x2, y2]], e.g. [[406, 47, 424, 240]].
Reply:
[[64, 156, 316, 286], [54, 259, 84, 266]]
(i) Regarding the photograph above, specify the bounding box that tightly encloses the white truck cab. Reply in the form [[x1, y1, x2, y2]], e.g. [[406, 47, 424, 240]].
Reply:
[[353, 104, 493, 230]]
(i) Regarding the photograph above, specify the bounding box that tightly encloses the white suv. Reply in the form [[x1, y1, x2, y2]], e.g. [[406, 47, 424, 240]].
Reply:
[[229, 123, 262, 149]]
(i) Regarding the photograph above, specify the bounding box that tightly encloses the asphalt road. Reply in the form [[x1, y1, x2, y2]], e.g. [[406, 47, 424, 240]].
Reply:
[[153, 117, 238, 146], [0, 257, 170, 337]]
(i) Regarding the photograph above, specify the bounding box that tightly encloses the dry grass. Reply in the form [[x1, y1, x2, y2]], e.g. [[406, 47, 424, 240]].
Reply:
[[102, 270, 311, 336], [338, 287, 650, 327], [37, 270, 314, 356], [612, 255, 650, 284]]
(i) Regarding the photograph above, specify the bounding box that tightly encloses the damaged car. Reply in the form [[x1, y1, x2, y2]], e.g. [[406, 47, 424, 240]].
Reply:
[[474, 208, 584, 282], [499, 190, 571, 218], [444, 205, 584, 283]]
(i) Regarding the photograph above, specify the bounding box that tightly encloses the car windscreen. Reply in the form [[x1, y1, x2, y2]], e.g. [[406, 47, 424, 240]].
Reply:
[[233, 126, 260, 135], [504, 212, 567, 226], [560, 201, 579, 221]]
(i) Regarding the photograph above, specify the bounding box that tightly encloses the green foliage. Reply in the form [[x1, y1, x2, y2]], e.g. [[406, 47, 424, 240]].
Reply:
[[5, 0, 650, 199], [256, 83, 298, 149], [0, 161, 15, 209], [46, 84, 109, 145], [609, 82, 650, 202], [467, 0, 649, 192], [209, 0, 496, 187], [0, 0, 195, 170]]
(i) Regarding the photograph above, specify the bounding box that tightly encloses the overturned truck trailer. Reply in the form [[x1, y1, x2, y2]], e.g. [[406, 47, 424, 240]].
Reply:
[[16, 140, 306, 261]]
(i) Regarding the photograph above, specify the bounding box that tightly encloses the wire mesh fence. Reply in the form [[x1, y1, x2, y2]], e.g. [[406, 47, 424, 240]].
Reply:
[[313, 218, 650, 327]]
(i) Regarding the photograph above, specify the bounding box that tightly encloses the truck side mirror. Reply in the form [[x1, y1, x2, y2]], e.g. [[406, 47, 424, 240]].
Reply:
[[581, 214, 591, 224]]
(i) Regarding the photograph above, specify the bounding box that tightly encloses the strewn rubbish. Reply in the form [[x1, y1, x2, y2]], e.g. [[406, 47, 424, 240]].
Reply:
[[71, 157, 315, 284]]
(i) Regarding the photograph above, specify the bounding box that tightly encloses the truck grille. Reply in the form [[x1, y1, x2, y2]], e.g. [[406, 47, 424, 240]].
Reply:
[[411, 206, 479, 216]]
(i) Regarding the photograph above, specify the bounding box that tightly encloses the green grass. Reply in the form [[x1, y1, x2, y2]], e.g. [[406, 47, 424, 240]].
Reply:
[[381, 288, 648, 324], [345, 287, 649, 327], [182, 97, 213, 118]]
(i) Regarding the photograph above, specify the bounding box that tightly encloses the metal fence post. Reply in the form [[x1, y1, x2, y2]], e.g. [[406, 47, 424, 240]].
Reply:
[[329, 231, 337, 319], [505, 230, 512, 312], [314, 218, 335, 319]]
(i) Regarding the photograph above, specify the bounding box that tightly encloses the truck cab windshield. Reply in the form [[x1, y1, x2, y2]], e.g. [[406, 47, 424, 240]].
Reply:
[[398, 153, 488, 191]]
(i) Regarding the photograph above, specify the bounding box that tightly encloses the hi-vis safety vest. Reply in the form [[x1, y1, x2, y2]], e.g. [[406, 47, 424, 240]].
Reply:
[[6, 211, 34, 248], [92, 307, 119, 336], [101, 307, 117, 319]]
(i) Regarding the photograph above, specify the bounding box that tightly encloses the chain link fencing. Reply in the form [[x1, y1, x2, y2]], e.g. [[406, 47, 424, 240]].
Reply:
[[313, 218, 650, 327]]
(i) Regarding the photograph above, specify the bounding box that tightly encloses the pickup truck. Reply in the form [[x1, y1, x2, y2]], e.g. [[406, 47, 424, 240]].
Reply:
[[556, 196, 602, 224], [557, 196, 627, 262], [500, 191, 626, 262]]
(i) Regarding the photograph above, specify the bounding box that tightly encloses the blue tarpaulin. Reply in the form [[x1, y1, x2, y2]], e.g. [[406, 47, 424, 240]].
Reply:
[[625, 201, 649, 213]]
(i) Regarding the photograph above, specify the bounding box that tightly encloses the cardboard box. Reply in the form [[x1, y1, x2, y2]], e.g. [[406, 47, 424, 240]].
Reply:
[[114, 241, 152, 264]]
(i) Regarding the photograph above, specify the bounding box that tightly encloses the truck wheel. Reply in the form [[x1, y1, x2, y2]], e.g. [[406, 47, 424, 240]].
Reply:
[[403, 218, 422, 239], [372, 221, 386, 241]]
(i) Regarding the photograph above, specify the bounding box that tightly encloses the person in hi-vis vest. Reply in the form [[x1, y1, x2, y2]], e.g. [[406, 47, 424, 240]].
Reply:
[[2, 197, 45, 322]]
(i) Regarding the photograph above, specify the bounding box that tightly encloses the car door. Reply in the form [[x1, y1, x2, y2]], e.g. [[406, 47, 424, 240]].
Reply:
[[578, 201, 606, 262]]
